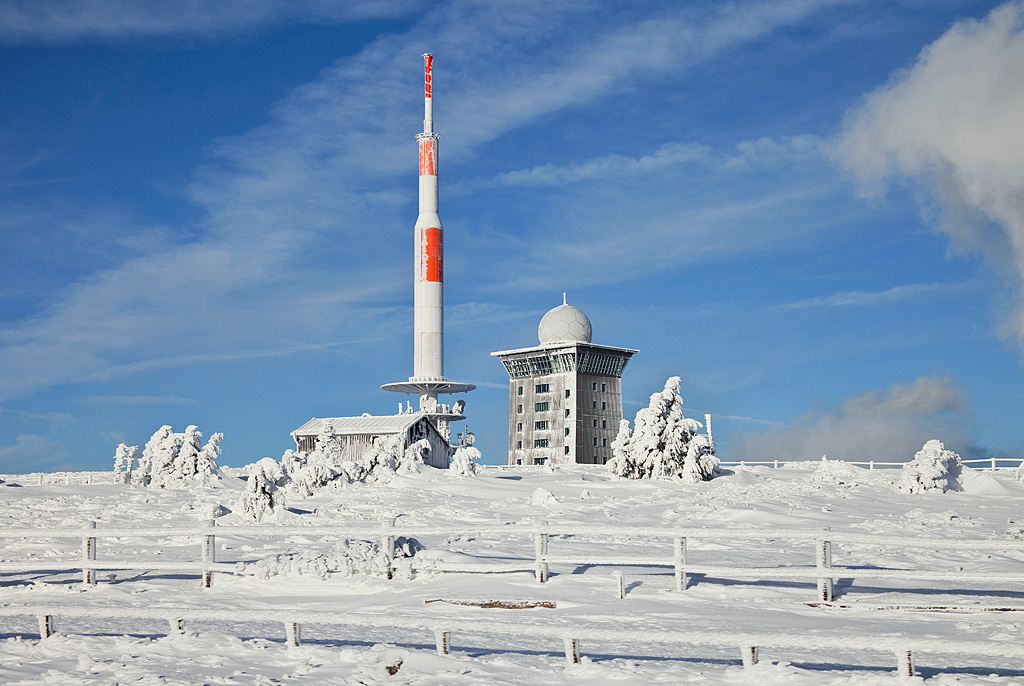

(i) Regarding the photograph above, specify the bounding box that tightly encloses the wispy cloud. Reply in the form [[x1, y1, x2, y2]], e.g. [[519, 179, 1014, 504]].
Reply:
[[717, 414, 785, 427], [0, 434, 69, 471], [773, 281, 968, 311], [76, 395, 197, 406], [0, 0, 852, 402], [0, 0, 421, 42]]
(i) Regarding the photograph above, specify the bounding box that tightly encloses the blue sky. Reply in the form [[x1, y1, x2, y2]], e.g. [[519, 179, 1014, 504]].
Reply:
[[2, 0, 1023, 471]]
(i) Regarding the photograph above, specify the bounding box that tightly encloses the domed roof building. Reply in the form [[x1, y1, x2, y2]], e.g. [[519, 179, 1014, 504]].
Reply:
[[491, 295, 638, 466]]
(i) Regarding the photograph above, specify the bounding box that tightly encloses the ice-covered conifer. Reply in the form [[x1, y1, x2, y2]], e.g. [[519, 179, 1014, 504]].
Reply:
[[608, 420, 634, 479], [197, 432, 223, 483], [176, 425, 202, 480], [317, 421, 343, 464], [608, 377, 717, 482], [450, 445, 481, 476], [112, 443, 138, 484], [898, 439, 962, 493], [239, 457, 286, 522]]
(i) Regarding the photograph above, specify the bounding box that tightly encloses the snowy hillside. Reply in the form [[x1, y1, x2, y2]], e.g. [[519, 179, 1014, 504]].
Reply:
[[1, 462, 1022, 685]]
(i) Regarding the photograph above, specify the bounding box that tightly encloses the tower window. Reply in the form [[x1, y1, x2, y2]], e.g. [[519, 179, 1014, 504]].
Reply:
[[534, 438, 549, 448], [602, 383, 606, 392], [535, 402, 549, 412], [602, 402, 607, 410], [593, 437, 598, 446], [565, 389, 570, 398], [603, 438, 607, 447], [592, 401, 597, 409], [565, 409, 570, 417], [517, 423, 522, 432], [592, 382, 597, 391], [592, 419, 597, 428], [517, 404, 523, 413], [518, 386, 523, 395], [565, 428, 570, 436], [564, 446, 570, 454], [602, 420, 607, 429], [535, 420, 549, 430], [535, 383, 550, 393], [517, 440, 522, 449]]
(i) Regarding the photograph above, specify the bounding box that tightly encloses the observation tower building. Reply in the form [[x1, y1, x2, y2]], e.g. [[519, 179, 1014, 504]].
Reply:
[[491, 297, 637, 466]]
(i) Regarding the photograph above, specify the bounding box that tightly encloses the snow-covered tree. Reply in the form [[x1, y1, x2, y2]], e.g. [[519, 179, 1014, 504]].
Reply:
[[357, 435, 401, 483], [239, 457, 287, 521], [898, 439, 962, 493], [608, 420, 634, 478], [131, 425, 223, 488], [112, 443, 138, 484], [317, 421, 343, 464], [197, 432, 224, 482], [398, 438, 430, 474], [450, 445, 481, 477], [608, 377, 718, 482]]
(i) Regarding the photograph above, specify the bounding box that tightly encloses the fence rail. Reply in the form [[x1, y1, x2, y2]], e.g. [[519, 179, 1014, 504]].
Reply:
[[0, 604, 1018, 676], [2, 519, 1023, 602]]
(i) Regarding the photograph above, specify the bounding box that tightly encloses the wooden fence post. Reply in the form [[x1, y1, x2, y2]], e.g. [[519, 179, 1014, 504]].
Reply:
[[64, 473, 71, 485], [37, 615, 54, 639], [613, 570, 625, 599], [168, 619, 186, 635], [201, 518, 215, 589], [674, 536, 687, 591], [285, 622, 301, 647], [434, 630, 451, 655], [869, 461, 875, 470], [741, 646, 759, 668], [37, 474, 44, 486], [896, 649, 914, 677], [563, 637, 580, 665], [773, 460, 778, 469], [534, 524, 549, 584], [816, 536, 833, 602], [82, 520, 96, 585], [381, 517, 396, 581]]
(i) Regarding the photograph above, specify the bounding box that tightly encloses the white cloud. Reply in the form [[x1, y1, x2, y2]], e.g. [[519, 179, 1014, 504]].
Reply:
[[731, 376, 981, 462], [834, 1, 1024, 344]]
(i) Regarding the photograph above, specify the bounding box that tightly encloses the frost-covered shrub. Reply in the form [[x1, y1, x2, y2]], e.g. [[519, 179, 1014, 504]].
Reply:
[[286, 449, 346, 497], [608, 377, 718, 482], [898, 439, 962, 493], [239, 457, 287, 521], [241, 537, 423, 580], [130, 425, 223, 488], [112, 443, 138, 484], [316, 421, 343, 463], [450, 445, 481, 476], [812, 455, 862, 488], [398, 438, 431, 474]]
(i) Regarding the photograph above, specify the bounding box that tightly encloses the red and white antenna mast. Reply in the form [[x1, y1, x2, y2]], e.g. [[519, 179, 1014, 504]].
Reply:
[[383, 54, 474, 427]]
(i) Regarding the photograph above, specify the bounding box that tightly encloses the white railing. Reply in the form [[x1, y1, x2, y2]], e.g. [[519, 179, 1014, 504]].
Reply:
[[719, 458, 1023, 471], [2, 520, 1022, 603], [0, 603, 1018, 677]]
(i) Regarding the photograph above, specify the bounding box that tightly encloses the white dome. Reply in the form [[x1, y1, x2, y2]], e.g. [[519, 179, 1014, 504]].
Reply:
[[538, 299, 592, 344]]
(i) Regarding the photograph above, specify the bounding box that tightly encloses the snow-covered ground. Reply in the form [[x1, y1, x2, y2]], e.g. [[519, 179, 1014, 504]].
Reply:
[[1, 462, 1023, 684]]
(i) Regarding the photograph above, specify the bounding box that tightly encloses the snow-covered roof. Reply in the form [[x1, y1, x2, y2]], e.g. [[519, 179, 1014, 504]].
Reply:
[[490, 341, 639, 357], [291, 412, 427, 437]]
